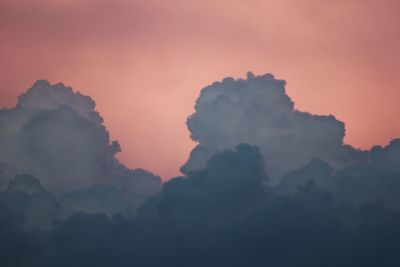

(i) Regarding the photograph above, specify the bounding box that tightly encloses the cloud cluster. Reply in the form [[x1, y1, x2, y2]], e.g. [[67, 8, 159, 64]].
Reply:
[[182, 72, 368, 180], [0, 80, 161, 226], [1, 74, 400, 266]]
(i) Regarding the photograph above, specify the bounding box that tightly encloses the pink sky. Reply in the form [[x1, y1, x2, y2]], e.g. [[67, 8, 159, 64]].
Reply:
[[1, 0, 400, 179]]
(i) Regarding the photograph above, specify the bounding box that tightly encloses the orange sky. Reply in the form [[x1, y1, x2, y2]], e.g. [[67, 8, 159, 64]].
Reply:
[[1, 0, 400, 179]]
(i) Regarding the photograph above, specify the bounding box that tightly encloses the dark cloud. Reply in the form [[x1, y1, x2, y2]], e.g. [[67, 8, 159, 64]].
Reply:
[[0, 163, 17, 191], [0, 174, 131, 230], [0, 174, 59, 230], [1, 144, 400, 266], [182, 72, 368, 180], [59, 185, 129, 220], [159, 144, 267, 221], [371, 138, 400, 174]]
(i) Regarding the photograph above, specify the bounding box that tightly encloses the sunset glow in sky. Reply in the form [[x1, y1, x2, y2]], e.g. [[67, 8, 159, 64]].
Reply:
[[1, 0, 400, 179]]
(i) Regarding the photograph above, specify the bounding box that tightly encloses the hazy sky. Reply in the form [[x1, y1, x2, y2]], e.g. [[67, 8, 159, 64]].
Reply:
[[1, 0, 400, 179]]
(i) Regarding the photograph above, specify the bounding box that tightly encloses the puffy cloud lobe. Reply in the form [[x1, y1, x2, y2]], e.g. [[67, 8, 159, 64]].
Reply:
[[0, 174, 133, 230], [182, 72, 368, 180], [159, 144, 267, 222], [0, 81, 161, 216], [116, 168, 164, 211], [330, 167, 400, 211], [275, 157, 400, 212], [20, 105, 117, 193], [17, 80, 103, 125], [6, 174, 46, 195]]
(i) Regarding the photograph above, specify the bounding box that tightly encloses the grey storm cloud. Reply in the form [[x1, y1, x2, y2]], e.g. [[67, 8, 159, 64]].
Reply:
[[182, 72, 368, 180], [0, 80, 161, 223]]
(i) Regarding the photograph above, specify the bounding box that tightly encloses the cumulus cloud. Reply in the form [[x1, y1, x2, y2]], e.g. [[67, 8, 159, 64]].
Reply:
[[0, 80, 160, 213], [2, 74, 400, 266], [182, 72, 368, 180]]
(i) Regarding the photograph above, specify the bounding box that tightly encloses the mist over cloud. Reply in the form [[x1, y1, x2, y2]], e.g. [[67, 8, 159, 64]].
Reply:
[[182, 72, 369, 180]]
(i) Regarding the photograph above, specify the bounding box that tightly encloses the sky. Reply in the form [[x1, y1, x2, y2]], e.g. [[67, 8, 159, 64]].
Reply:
[[1, 0, 400, 179]]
